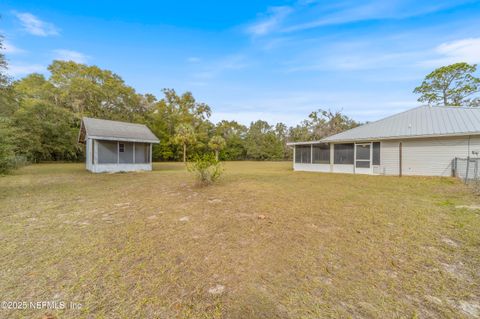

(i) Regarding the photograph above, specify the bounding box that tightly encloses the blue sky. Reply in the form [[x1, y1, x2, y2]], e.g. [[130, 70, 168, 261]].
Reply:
[[1, 0, 480, 125]]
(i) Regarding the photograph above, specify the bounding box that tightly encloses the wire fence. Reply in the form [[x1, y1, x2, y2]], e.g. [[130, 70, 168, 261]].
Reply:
[[453, 157, 480, 183]]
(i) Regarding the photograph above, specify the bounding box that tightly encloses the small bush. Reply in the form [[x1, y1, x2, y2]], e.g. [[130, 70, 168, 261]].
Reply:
[[187, 153, 223, 186], [0, 154, 28, 175], [0, 139, 15, 175]]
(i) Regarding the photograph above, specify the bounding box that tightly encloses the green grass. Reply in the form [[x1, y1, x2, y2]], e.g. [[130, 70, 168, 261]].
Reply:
[[0, 162, 479, 318]]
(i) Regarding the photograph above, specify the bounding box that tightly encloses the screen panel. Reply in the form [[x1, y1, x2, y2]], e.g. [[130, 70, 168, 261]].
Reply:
[[334, 144, 354, 164], [313, 144, 330, 164], [97, 140, 117, 164]]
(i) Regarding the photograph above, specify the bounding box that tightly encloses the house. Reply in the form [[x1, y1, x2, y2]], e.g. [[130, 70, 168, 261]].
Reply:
[[78, 117, 160, 173], [287, 106, 480, 177]]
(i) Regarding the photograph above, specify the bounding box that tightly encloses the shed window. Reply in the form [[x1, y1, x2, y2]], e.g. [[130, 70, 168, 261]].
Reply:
[[313, 144, 330, 164], [295, 145, 311, 163], [334, 144, 354, 164], [119, 143, 125, 153], [372, 142, 380, 165]]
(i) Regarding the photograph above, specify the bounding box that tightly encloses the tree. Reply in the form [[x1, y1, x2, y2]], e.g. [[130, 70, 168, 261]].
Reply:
[[208, 136, 226, 160], [275, 122, 291, 160], [47, 60, 148, 121], [174, 123, 196, 162], [0, 33, 17, 173], [0, 34, 8, 87], [11, 101, 81, 162], [215, 120, 247, 160], [413, 63, 480, 106], [0, 118, 16, 174], [147, 89, 212, 161], [245, 120, 283, 160], [309, 109, 359, 139], [12, 73, 58, 105], [287, 109, 358, 145]]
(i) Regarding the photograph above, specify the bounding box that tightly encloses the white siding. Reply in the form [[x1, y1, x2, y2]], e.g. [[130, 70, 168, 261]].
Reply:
[[402, 137, 477, 176], [90, 163, 152, 173], [85, 138, 92, 171], [332, 164, 354, 174], [380, 136, 480, 176], [294, 163, 330, 172], [380, 141, 400, 176]]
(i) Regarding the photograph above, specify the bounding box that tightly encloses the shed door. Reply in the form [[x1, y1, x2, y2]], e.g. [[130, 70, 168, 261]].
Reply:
[[355, 143, 372, 174]]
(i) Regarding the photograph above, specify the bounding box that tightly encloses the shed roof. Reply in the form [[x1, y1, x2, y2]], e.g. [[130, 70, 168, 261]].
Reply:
[[79, 117, 159, 143], [287, 105, 480, 145]]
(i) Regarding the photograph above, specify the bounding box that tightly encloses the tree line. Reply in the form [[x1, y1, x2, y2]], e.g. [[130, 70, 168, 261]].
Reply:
[[0, 37, 360, 173], [1, 32, 480, 173]]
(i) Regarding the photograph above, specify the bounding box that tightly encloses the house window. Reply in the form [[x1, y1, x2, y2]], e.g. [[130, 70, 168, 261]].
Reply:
[[313, 144, 330, 163], [334, 144, 354, 164], [119, 143, 125, 153], [372, 142, 380, 165], [295, 145, 311, 163]]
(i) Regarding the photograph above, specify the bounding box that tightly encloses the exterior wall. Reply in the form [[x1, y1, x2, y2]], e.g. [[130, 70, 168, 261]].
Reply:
[[294, 163, 330, 172], [332, 164, 355, 174], [90, 163, 152, 173], [381, 136, 480, 177], [85, 138, 92, 171], [379, 140, 401, 176], [380, 136, 480, 176], [292, 135, 480, 177]]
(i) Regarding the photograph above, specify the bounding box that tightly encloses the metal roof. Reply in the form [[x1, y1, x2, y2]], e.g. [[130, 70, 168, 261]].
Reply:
[[288, 106, 480, 145], [80, 117, 159, 143]]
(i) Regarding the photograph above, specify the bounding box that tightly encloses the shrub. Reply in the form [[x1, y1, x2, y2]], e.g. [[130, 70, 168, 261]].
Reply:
[[187, 153, 223, 186], [0, 124, 16, 174]]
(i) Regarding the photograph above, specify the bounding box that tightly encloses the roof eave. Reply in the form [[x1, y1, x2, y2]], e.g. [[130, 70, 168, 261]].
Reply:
[[321, 132, 480, 143], [286, 141, 326, 146], [87, 135, 160, 144]]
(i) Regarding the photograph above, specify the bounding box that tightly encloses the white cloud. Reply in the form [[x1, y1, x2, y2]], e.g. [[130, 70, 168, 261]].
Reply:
[[247, 0, 473, 35], [14, 12, 59, 36], [421, 38, 480, 67], [2, 40, 25, 54], [53, 49, 89, 63], [187, 57, 201, 63], [7, 63, 45, 77], [207, 90, 420, 126], [246, 6, 293, 36]]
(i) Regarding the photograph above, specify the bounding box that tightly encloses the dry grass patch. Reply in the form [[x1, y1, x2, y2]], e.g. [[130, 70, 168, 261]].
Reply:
[[0, 162, 479, 318]]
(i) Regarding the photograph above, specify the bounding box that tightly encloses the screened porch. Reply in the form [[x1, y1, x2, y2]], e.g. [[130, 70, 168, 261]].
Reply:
[[94, 140, 152, 165], [293, 142, 380, 174]]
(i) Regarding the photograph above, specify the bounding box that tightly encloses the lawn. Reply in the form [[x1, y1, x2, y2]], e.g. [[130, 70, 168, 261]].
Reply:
[[0, 162, 479, 319]]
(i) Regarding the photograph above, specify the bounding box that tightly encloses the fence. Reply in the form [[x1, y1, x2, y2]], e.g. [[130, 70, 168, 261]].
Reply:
[[453, 157, 480, 183]]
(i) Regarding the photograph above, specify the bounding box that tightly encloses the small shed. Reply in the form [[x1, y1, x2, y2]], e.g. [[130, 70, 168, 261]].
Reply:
[[78, 117, 160, 173]]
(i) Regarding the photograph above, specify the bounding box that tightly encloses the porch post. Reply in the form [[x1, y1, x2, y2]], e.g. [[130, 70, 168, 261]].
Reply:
[[150, 144, 153, 164], [353, 143, 356, 174], [329, 143, 334, 172], [117, 141, 120, 164], [310, 144, 313, 164], [293, 145, 296, 170], [94, 140, 98, 165], [133, 142, 136, 164]]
